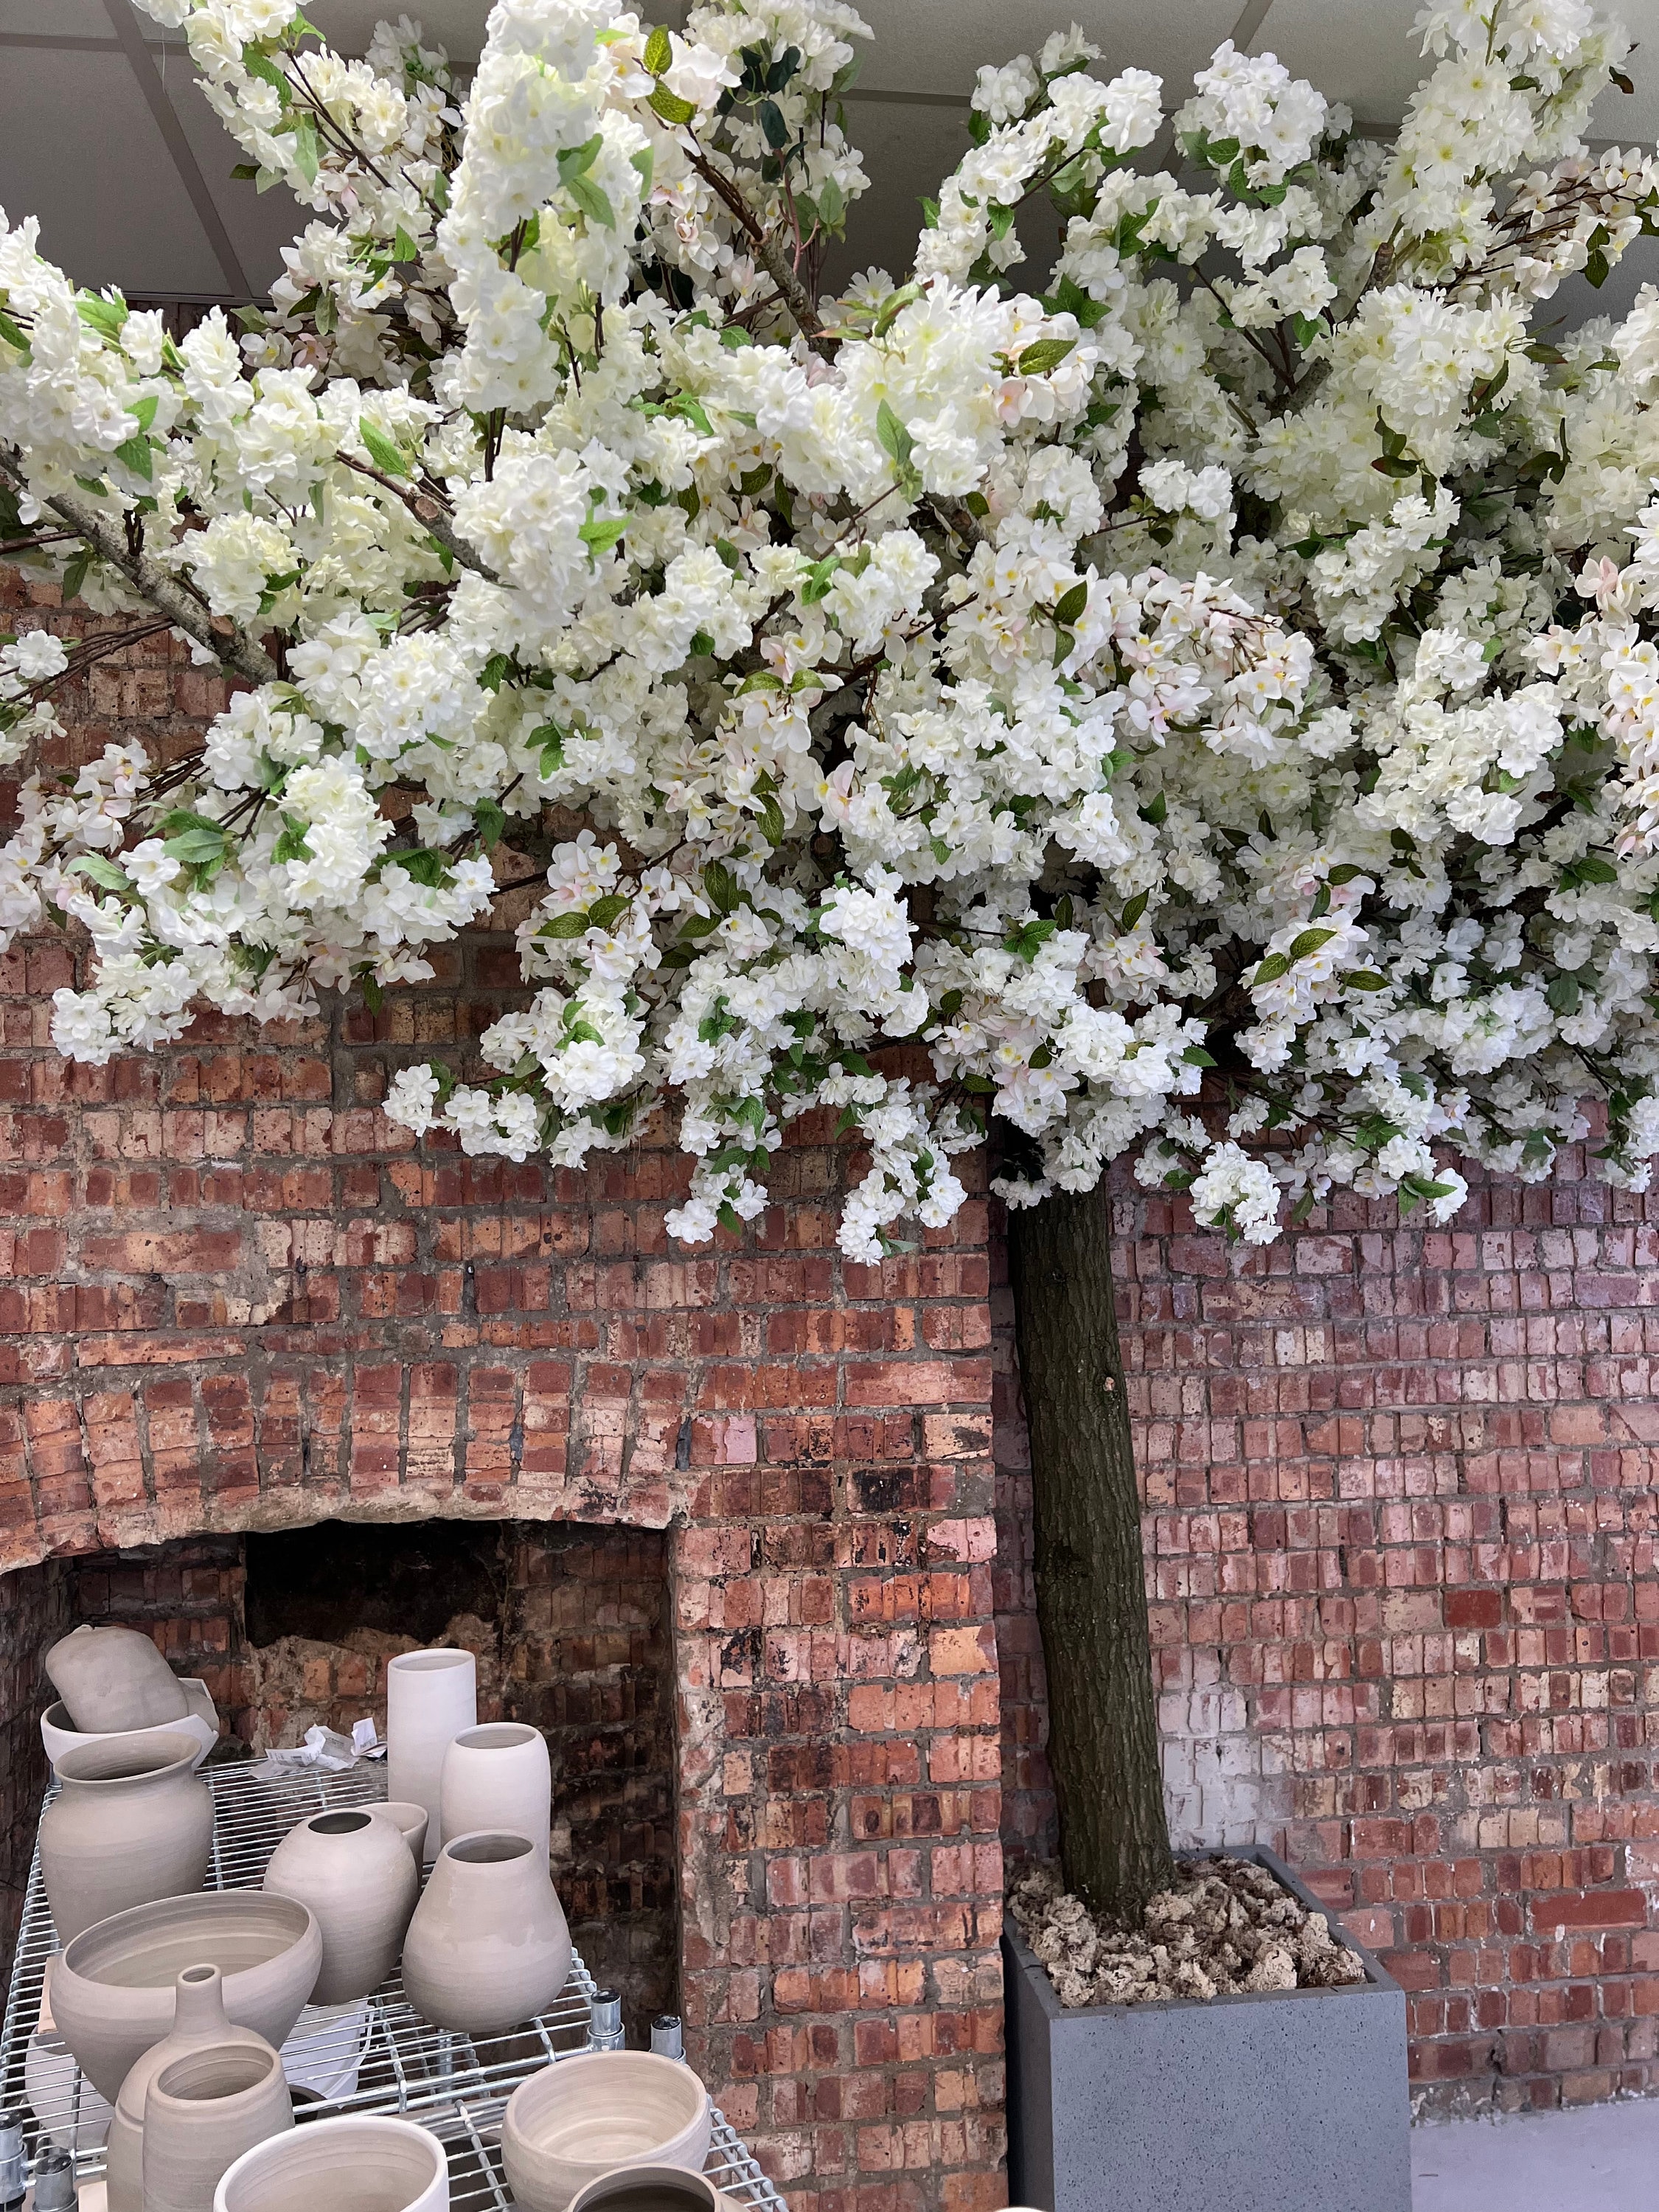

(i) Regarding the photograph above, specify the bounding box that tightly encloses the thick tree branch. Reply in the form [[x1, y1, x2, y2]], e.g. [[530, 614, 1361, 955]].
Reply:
[[681, 142, 835, 359], [0, 448, 279, 685]]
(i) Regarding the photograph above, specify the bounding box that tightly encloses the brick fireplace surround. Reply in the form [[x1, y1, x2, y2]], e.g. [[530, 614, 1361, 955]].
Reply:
[[7, 585, 1659, 2205]]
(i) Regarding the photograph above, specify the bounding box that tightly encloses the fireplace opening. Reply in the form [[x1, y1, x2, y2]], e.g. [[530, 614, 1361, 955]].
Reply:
[[4, 1519, 679, 2037]]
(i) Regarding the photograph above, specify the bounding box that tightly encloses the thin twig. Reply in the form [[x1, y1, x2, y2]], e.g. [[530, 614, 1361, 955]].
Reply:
[[334, 453, 498, 582]]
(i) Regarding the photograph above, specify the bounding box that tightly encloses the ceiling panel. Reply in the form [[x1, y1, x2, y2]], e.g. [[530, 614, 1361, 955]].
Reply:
[[0, 45, 226, 296]]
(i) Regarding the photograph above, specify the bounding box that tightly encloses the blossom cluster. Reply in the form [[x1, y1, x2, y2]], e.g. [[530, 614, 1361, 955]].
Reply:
[[1, 0, 1659, 1258]]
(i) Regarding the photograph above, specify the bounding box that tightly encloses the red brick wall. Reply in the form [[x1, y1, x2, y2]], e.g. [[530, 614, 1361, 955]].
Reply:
[[993, 1165, 1659, 2118]]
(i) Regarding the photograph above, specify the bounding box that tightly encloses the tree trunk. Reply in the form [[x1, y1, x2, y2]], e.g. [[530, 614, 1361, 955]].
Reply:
[[1007, 1186, 1173, 1922]]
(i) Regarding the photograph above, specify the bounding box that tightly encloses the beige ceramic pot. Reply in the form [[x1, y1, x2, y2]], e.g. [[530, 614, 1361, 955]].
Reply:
[[41, 1732, 213, 1944], [568, 2169, 720, 2212], [45, 1625, 189, 1734], [107, 1966, 278, 2212], [52, 1891, 321, 2101], [141, 2039, 293, 2212], [438, 1723, 551, 1863], [214, 2115, 449, 2212], [42, 1680, 220, 1772], [262, 1808, 418, 2004], [400, 1831, 571, 2036], [385, 1650, 476, 1863], [501, 2053, 712, 2212], [366, 1801, 428, 1867]]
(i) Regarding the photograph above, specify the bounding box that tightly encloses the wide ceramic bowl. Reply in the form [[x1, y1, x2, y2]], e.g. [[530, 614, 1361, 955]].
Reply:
[[41, 1678, 219, 1771], [215, 2115, 449, 2212], [568, 2168, 720, 2212], [502, 2054, 712, 2212], [52, 1891, 321, 2101]]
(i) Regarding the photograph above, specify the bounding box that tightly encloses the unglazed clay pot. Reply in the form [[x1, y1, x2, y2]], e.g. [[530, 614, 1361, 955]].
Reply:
[[262, 1808, 417, 2004], [43, 1679, 220, 1773], [385, 1650, 476, 1863], [52, 1891, 322, 2101], [45, 1625, 189, 1734], [107, 1966, 277, 2212], [366, 1801, 428, 1867], [568, 2169, 721, 2212], [41, 1732, 213, 1944], [215, 2115, 448, 2212], [501, 2053, 712, 2212], [141, 2039, 293, 2212], [400, 1831, 571, 2036], [438, 1723, 551, 1863]]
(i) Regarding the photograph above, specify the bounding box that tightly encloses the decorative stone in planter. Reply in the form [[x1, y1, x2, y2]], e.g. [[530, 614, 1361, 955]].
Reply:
[[1003, 1846, 1409, 2212]]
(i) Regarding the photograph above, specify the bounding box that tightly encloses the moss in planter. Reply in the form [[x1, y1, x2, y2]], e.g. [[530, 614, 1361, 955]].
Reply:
[[1008, 1857, 1366, 2007]]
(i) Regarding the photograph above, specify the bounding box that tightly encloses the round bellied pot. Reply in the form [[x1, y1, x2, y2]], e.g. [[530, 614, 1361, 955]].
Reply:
[[40, 1732, 212, 1945], [106, 1967, 279, 2212], [438, 1724, 551, 1864], [400, 1831, 571, 2037], [140, 2040, 293, 2212], [501, 2053, 712, 2212], [214, 2115, 449, 2212], [45, 1626, 189, 1735], [366, 1801, 428, 1868], [568, 2169, 723, 2212], [384, 1650, 476, 1864], [262, 1808, 418, 2004], [52, 1891, 321, 2102], [42, 1680, 219, 1773]]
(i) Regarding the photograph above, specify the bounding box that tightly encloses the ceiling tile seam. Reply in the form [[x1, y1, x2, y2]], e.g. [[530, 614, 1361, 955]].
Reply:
[[100, 0, 251, 299]]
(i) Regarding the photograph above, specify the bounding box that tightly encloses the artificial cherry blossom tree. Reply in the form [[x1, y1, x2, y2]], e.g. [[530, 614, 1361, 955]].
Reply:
[[2, 0, 1658, 1916]]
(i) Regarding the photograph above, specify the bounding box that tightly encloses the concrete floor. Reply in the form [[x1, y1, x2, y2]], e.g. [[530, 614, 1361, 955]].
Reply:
[[1412, 2101, 1659, 2209]]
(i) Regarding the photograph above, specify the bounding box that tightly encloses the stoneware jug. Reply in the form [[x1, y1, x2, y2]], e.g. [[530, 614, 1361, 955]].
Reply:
[[106, 1966, 275, 2212], [214, 2115, 448, 2212], [262, 1807, 418, 2004], [501, 2053, 712, 2212], [141, 2041, 293, 2212], [438, 1723, 552, 1863], [45, 1625, 189, 1734], [385, 1649, 476, 1863], [52, 1891, 322, 2101], [400, 1830, 571, 2036], [366, 1801, 428, 1867], [40, 1731, 212, 1944]]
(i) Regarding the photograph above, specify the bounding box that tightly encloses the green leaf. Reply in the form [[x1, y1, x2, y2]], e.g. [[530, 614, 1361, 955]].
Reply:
[[1326, 863, 1366, 885], [703, 860, 740, 914], [291, 114, 320, 187], [114, 436, 153, 481], [126, 394, 159, 434], [272, 813, 314, 865], [644, 23, 672, 74], [533, 720, 567, 777], [587, 891, 630, 930], [1181, 1045, 1217, 1067], [384, 847, 451, 888], [0, 309, 30, 361], [1251, 953, 1291, 985], [557, 131, 602, 181], [1138, 791, 1166, 827], [1287, 927, 1337, 961], [757, 795, 785, 846], [67, 854, 131, 891], [538, 910, 590, 939], [392, 227, 420, 262], [164, 827, 228, 866], [479, 653, 513, 692], [630, 145, 654, 195], [650, 83, 698, 125], [875, 399, 914, 469], [1345, 971, 1388, 991], [1120, 891, 1149, 931], [579, 513, 627, 557], [1052, 581, 1088, 627], [76, 291, 128, 342], [240, 44, 289, 93], [566, 173, 616, 231], [1015, 337, 1075, 376], [473, 798, 507, 849], [1546, 972, 1581, 1015], [759, 99, 790, 150]]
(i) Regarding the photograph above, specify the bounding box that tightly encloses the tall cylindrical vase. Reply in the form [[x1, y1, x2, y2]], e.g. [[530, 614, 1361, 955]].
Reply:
[[439, 1724, 552, 1864], [386, 1650, 476, 1865], [40, 1733, 212, 1944]]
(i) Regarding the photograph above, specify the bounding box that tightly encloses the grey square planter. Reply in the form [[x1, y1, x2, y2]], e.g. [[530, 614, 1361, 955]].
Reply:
[[1004, 1845, 1410, 2212]]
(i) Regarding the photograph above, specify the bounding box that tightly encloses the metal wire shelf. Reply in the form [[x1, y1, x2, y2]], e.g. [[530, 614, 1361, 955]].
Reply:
[[0, 1760, 785, 2212]]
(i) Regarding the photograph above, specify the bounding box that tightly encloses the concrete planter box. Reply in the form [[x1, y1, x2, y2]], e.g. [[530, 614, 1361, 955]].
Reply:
[[1004, 1845, 1409, 2212]]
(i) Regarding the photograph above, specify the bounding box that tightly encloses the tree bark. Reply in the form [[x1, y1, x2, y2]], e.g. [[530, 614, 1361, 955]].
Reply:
[[1007, 1186, 1174, 1921]]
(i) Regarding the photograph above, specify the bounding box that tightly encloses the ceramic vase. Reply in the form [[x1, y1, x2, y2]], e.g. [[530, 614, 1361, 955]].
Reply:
[[214, 2115, 448, 2212], [385, 1650, 476, 1863], [439, 1723, 551, 1863], [52, 1891, 321, 2101], [366, 1801, 428, 1867], [45, 1625, 189, 1734], [106, 1966, 276, 2212], [262, 1808, 418, 2004], [501, 2053, 712, 2212], [40, 1731, 212, 1944], [400, 1831, 571, 2036], [141, 2039, 293, 2212], [42, 1679, 220, 1772], [568, 2171, 720, 2212]]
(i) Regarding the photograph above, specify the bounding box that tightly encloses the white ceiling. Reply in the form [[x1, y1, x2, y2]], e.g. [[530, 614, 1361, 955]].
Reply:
[[0, 0, 1652, 322]]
